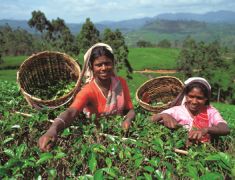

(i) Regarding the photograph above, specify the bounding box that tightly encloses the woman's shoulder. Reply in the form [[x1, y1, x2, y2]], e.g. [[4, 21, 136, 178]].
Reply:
[[161, 104, 186, 114], [79, 81, 96, 94], [206, 105, 220, 114]]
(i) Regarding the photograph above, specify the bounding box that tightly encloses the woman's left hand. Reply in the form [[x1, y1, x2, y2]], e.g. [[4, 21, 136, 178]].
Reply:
[[188, 128, 208, 140], [122, 119, 131, 131]]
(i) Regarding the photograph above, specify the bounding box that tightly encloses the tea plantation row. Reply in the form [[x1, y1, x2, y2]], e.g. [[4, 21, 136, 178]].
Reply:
[[0, 80, 234, 179]]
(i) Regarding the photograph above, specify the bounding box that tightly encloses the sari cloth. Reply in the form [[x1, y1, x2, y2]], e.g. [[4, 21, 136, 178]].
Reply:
[[96, 76, 125, 116], [192, 107, 210, 143]]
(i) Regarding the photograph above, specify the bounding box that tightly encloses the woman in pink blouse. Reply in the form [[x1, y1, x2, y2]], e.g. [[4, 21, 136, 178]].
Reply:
[[151, 77, 230, 143]]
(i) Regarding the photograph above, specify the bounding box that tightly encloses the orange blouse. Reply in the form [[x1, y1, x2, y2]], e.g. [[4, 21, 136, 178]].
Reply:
[[70, 76, 133, 116]]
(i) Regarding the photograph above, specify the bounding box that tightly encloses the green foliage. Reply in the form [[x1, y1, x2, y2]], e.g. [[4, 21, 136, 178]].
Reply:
[[136, 40, 153, 47], [0, 70, 17, 82], [157, 39, 171, 48], [28, 10, 50, 33], [77, 18, 100, 53], [128, 47, 179, 70], [0, 25, 35, 56], [177, 37, 235, 103], [0, 80, 234, 179], [30, 80, 76, 100], [28, 10, 78, 55], [0, 31, 4, 64], [0, 56, 26, 70], [103, 28, 133, 79], [125, 20, 235, 49]]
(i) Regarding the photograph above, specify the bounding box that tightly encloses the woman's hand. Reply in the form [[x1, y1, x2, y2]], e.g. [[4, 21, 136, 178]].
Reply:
[[151, 113, 178, 129], [38, 129, 57, 152], [188, 128, 208, 141], [161, 114, 178, 129], [122, 119, 131, 131], [122, 109, 135, 131]]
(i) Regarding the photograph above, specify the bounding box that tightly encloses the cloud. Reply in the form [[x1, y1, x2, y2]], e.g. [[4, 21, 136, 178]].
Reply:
[[0, 0, 235, 22]]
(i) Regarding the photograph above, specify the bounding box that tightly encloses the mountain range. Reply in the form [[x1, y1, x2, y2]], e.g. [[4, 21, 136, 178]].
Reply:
[[1, 10, 235, 47]]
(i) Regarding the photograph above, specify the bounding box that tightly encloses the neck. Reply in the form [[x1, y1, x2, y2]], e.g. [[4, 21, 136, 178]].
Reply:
[[95, 77, 111, 89], [185, 103, 200, 116]]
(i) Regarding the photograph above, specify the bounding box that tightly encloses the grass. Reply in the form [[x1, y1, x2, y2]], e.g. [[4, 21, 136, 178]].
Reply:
[[0, 55, 27, 69], [128, 47, 179, 70], [0, 47, 179, 82], [212, 102, 235, 123], [0, 69, 17, 82]]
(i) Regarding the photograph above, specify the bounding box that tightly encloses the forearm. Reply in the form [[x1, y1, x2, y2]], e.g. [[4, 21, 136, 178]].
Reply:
[[151, 113, 163, 122], [47, 107, 79, 134], [124, 109, 135, 122], [207, 123, 230, 136], [151, 113, 171, 122]]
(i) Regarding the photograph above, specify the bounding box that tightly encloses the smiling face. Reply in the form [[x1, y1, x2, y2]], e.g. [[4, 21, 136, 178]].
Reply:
[[92, 55, 114, 81], [185, 87, 208, 114]]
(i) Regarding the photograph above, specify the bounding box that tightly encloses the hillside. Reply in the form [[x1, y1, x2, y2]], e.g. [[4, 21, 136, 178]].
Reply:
[[1, 11, 235, 48], [126, 20, 235, 47], [156, 10, 235, 23]]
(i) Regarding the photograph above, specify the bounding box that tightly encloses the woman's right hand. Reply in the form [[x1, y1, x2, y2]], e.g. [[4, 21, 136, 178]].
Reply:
[[38, 130, 57, 152], [161, 114, 178, 129]]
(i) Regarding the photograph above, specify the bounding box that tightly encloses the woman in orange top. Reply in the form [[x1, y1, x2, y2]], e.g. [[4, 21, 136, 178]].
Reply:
[[38, 43, 135, 152]]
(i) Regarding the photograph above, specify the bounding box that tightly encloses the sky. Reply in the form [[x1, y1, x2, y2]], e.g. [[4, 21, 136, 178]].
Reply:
[[1, 0, 235, 23]]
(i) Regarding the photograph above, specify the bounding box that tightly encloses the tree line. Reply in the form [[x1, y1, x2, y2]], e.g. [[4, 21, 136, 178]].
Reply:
[[177, 36, 235, 103], [0, 10, 234, 103], [0, 10, 132, 78]]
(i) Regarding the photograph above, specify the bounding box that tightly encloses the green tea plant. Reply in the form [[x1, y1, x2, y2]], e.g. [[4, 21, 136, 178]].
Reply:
[[0, 80, 234, 179], [29, 80, 76, 100]]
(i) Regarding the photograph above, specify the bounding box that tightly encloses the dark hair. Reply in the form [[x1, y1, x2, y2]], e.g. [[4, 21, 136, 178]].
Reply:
[[185, 82, 210, 105], [89, 46, 114, 67]]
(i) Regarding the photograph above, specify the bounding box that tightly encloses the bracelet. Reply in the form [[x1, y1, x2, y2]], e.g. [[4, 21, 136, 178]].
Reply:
[[55, 117, 66, 128]]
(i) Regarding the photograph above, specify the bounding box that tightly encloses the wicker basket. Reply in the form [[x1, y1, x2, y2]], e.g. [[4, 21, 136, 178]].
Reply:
[[17, 51, 81, 109], [136, 76, 184, 113]]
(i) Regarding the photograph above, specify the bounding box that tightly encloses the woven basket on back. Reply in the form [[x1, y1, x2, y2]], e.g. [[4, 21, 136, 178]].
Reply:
[[136, 76, 184, 113], [17, 51, 81, 109]]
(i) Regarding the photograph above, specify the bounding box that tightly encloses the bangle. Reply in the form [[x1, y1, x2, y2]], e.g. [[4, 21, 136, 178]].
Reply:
[[55, 117, 66, 128]]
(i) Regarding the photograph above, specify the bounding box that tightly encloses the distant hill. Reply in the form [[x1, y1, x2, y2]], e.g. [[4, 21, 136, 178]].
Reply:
[[1, 10, 235, 33], [156, 10, 235, 23], [1, 10, 235, 48], [126, 19, 235, 47]]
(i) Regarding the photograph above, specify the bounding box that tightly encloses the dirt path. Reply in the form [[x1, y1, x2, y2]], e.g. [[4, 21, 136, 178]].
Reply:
[[134, 69, 177, 74]]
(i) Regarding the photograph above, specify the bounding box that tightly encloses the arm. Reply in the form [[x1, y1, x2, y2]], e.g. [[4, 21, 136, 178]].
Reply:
[[119, 77, 135, 131], [38, 107, 79, 152], [207, 122, 230, 135], [189, 122, 230, 140], [122, 109, 135, 130], [151, 113, 179, 129], [189, 107, 230, 141], [38, 85, 90, 152]]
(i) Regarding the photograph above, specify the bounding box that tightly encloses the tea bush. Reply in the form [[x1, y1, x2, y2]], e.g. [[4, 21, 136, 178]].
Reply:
[[0, 80, 234, 179]]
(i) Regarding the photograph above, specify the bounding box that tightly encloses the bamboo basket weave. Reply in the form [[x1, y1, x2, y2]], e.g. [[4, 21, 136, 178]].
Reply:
[[136, 76, 184, 113], [17, 51, 81, 109]]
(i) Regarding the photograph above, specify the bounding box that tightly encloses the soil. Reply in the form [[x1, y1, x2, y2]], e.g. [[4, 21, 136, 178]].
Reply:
[[134, 69, 177, 74]]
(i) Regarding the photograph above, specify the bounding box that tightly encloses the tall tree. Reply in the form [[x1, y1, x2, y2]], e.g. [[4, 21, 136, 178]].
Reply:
[[103, 28, 133, 79], [177, 37, 234, 103], [28, 11, 78, 55], [77, 18, 100, 53], [28, 10, 51, 33], [0, 30, 4, 64], [177, 36, 197, 77], [157, 39, 171, 48], [0, 25, 35, 56]]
